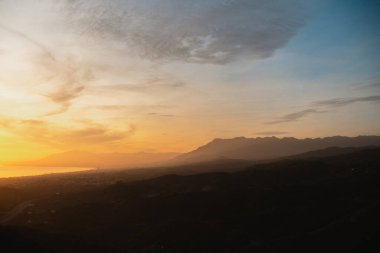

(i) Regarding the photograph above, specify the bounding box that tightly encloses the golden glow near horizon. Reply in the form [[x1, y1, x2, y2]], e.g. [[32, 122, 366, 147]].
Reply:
[[0, 165, 92, 178], [1, 1, 379, 163]]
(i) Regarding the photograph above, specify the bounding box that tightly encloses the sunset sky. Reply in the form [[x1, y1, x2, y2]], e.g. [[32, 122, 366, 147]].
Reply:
[[0, 0, 379, 162]]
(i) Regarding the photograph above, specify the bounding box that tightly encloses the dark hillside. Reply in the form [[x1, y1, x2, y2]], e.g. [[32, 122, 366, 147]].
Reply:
[[2, 148, 379, 253]]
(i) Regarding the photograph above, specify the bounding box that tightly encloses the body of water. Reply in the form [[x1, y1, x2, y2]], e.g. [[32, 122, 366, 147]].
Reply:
[[0, 166, 93, 178]]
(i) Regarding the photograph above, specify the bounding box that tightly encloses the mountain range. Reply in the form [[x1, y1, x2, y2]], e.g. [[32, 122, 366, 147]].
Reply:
[[171, 135, 380, 164], [9, 135, 380, 168]]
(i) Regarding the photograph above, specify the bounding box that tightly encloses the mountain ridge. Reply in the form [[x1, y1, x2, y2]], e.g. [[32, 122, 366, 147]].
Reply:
[[172, 135, 380, 164]]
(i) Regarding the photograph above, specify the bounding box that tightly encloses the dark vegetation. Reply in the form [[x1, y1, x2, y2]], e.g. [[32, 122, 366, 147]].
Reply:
[[0, 187, 30, 212], [0, 147, 379, 252]]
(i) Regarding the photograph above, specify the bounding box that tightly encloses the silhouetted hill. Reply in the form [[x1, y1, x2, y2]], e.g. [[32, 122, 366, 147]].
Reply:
[[0, 147, 376, 201], [0, 227, 53, 253], [3, 148, 379, 253], [11, 151, 181, 169], [285, 146, 378, 160], [172, 136, 380, 164]]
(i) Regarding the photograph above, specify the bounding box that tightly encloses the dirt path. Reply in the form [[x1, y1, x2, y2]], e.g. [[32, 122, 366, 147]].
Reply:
[[0, 200, 34, 224]]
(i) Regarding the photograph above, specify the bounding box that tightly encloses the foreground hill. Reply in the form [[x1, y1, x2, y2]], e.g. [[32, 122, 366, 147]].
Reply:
[[2, 147, 379, 253], [172, 135, 380, 164]]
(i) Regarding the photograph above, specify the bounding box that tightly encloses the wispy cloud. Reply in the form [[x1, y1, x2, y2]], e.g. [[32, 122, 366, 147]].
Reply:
[[364, 82, 380, 90], [0, 23, 91, 115], [268, 109, 323, 124], [38, 57, 94, 116], [94, 77, 185, 93], [93, 104, 172, 113], [0, 23, 55, 62], [254, 131, 288, 136], [269, 94, 380, 124], [147, 113, 177, 118], [353, 78, 380, 91], [312, 95, 380, 108], [0, 116, 135, 148], [43, 85, 85, 115]]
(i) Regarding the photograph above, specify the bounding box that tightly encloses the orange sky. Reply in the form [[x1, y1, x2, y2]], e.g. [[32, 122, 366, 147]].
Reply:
[[1, 0, 379, 163]]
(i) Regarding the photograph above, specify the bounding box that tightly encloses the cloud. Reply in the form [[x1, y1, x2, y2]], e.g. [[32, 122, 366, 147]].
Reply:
[[354, 78, 380, 91], [94, 76, 185, 93], [148, 113, 177, 118], [365, 82, 380, 90], [38, 57, 94, 116], [269, 94, 380, 124], [312, 95, 380, 108], [0, 23, 92, 115], [93, 104, 172, 113], [0, 116, 135, 148], [254, 131, 288, 135], [87, 104, 177, 119], [61, 124, 135, 144], [43, 85, 85, 116], [60, 0, 315, 64], [267, 109, 323, 124], [0, 23, 55, 62]]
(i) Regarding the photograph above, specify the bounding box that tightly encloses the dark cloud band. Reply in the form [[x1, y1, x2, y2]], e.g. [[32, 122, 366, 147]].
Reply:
[[60, 0, 314, 64], [312, 95, 380, 108]]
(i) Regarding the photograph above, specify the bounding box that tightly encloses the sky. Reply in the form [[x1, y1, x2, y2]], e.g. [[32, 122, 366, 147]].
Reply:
[[0, 0, 379, 161]]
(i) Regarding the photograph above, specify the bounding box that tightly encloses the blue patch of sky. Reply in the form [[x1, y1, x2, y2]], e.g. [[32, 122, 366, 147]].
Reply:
[[280, 0, 380, 82]]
